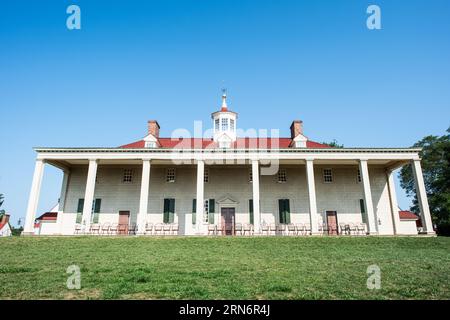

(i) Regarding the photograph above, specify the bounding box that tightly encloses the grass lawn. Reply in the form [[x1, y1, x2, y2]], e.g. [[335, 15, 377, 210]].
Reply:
[[0, 236, 449, 300]]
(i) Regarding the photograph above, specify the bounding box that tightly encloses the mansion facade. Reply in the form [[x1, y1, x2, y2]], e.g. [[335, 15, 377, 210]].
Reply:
[[24, 94, 434, 236]]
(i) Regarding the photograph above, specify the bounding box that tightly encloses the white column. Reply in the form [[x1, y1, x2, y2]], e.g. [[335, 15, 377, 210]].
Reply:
[[24, 159, 46, 234], [81, 159, 98, 231], [196, 160, 205, 234], [306, 159, 319, 234], [57, 170, 70, 235], [252, 160, 261, 234], [359, 159, 378, 234], [137, 160, 151, 234], [412, 159, 435, 234], [386, 170, 401, 235]]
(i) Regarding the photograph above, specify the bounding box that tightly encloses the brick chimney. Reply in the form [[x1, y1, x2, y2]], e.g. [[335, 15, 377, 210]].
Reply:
[[0, 214, 9, 225], [147, 120, 160, 138], [290, 120, 303, 139]]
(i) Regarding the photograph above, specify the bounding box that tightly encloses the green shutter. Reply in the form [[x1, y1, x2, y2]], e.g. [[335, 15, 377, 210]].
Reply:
[[208, 199, 215, 224], [163, 199, 170, 223], [360, 199, 367, 223], [249, 199, 254, 224], [169, 199, 175, 223], [285, 199, 291, 224], [92, 199, 101, 223], [278, 199, 284, 223], [278, 199, 290, 224], [192, 199, 196, 224], [77, 199, 84, 213], [76, 199, 84, 223]]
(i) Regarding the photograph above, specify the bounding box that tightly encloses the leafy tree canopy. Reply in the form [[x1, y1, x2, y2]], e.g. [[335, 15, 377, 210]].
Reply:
[[323, 139, 344, 148], [399, 128, 450, 233]]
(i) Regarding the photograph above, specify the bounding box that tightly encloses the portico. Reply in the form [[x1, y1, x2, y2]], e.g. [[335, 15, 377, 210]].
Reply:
[[23, 148, 435, 236]]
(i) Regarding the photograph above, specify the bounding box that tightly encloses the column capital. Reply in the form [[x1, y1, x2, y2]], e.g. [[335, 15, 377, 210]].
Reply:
[[359, 158, 369, 162], [87, 158, 99, 163], [305, 158, 315, 163]]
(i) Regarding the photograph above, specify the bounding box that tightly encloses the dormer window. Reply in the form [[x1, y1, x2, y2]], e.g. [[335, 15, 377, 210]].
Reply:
[[219, 141, 231, 148], [145, 141, 156, 148], [221, 118, 229, 131], [215, 119, 219, 131]]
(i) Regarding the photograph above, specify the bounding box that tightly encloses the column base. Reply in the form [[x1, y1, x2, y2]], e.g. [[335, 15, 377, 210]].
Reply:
[[21, 231, 35, 236]]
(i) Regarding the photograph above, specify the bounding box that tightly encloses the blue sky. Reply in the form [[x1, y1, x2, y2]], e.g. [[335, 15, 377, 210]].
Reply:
[[0, 0, 449, 226]]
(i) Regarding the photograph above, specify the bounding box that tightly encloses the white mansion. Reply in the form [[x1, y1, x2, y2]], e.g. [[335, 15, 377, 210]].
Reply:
[[24, 94, 434, 236]]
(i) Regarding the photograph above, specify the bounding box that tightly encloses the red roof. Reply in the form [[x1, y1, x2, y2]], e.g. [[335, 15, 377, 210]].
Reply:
[[0, 223, 6, 231], [36, 212, 58, 221], [120, 138, 330, 149], [399, 210, 419, 220]]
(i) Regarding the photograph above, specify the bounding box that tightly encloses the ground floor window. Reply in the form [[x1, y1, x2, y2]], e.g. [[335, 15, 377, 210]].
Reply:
[[278, 199, 291, 224], [76, 198, 101, 224], [163, 198, 175, 223], [359, 199, 367, 224], [249, 199, 254, 224], [192, 199, 215, 224]]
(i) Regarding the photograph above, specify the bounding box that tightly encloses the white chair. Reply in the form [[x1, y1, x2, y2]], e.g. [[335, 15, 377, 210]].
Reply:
[[101, 223, 110, 235], [154, 223, 163, 235], [208, 224, 216, 235], [287, 224, 296, 236], [261, 224, 269, 236], [109, 223, 118, 235], [74, 224, 82, 235], [235, 223, 243, 236], [171, 223, 179, 235], [357, 223, 366, 235], [145, 223, 153, 235], [163, 224, 171, 235], [304, 223, 312, 235], [296, 223, 305, 236], [349, 223, 357, 235], [269, 223, 277, 236], [243, 224, 252, 236], [90, 224, 100, 235]]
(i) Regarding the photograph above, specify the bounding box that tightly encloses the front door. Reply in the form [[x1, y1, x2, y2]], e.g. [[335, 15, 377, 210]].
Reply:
[[118, 211, 130, 235], [221, 208, 235, 236], [326, 211, 338, 235]]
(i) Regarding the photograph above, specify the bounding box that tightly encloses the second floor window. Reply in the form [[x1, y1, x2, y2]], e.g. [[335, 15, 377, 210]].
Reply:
[[221, 118, 228, 131], [278, 169, 287, 183], [123, 169, 133, 183], [166, 168, 176, 182], [215, 119, 220, 131], [323, 169, 333, 183]]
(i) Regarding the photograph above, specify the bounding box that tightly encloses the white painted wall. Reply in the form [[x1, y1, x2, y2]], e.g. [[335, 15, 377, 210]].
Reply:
[[55, 164, 398, 236], [397, 220, 419, 235]]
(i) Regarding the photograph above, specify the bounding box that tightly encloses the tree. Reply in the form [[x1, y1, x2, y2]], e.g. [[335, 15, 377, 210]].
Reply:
[[399, 128, 450, 235], [322, 139, 344, 148]]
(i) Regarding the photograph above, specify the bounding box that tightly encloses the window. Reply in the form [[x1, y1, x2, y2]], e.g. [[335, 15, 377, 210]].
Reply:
[[278, 169, 287, 183], [76, 198, 101, 224], [221, 118, 228, 131], [249, 169, 253, 183], [145, 141, 156, 148], [230, 119, 235, 132], [359, 199, 367, 224], [123, 169, 133, 183], [204, 168, 209, 183], [219, 141, 230, 148], [323, 169, 333, 183], [192, 199, 215, 224], [215, 119, 219, 131], [91, 199, 101, 223], [278, 199, 291, 224], [249, 199, 254, 224], [163, 198, 175, 223], [166, 168, 176, 182], [357, 169, 362, 183]]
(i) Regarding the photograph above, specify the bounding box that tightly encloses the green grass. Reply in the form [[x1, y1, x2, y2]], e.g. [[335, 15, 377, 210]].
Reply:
[[1, 236, 449, 300]]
